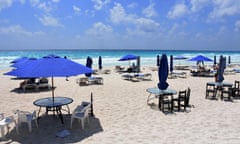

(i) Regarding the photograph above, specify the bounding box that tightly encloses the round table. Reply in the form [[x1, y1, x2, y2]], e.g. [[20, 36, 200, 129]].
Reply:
[[33, 97, 73, 124]]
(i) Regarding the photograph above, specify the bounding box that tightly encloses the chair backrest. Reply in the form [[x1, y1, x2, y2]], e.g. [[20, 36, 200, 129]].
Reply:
[[178, 90, 187, 99], [0, 113, 4, 120], [234, 80, 240, 89], [186, 88, 191, 106], [15, 110, 35, 122]]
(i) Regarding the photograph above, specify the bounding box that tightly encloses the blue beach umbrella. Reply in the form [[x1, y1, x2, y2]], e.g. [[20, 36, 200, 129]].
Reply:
[[217, 56, 226, 83], [85, 56, 93, 77], [228, 56, 231, 64], [11, 57, 38, 68], [98, 56, 102, 70], [189, 55, 213, 62], [157, 54, 169, 90], [170, 55, 173, 74], [118, 54, 138, 61], [5, 55, 93, 102]]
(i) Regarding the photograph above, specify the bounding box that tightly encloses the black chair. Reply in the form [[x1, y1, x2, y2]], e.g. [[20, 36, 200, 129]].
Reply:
[[159, 94, 173, 113], [186, 87, 191, 107], [221, 84, 233, 101], [206, 83, 217, 99], [232, 80, 240, 98], [173, 90, 187, 112]]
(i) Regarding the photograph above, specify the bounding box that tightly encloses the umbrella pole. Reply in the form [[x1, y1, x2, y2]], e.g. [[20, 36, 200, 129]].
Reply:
[[51, 76, 54, 104]]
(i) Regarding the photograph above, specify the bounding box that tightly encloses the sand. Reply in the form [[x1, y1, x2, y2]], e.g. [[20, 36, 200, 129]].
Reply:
[[1, 66, 240, 144]]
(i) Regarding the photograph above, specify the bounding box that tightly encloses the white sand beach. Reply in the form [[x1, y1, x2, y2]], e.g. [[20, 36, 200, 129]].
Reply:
[[1, 66, 240, 144]]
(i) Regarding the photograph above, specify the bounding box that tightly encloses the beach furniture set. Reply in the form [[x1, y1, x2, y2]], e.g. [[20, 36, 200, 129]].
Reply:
[[206, 80, 240, 101], [146, 87, 191, 113], [121, 73, 152, 82]]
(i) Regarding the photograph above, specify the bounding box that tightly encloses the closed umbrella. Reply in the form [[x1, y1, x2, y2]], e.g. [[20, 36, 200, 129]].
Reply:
[[157, 54, 169, 90], [85, 56, 93, 77], [214, 55, 216, 65], [98, 56, 102, 70], [170, 55, 173, 74], [157, 55, 160, 66], [217, 56, 225, 82], [5, 55, 93, 102]]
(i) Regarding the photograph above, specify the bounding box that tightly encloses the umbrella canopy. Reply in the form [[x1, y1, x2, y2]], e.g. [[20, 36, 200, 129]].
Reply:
[[157, 54, 169, 90], [189, 55, 213, 62], [11, 58, 38, 68], [170, 55, 173, 73], [11, 57, 28, 63], [156, 55, 160, 66], [5, 55, 93, 102], [118, 54, 138, 61], [98, 56, 102, 70], [217, 56, 226, 82], [85, 56, 93, 77]]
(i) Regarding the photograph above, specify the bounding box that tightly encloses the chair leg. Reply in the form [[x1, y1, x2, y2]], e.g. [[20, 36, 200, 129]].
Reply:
[[81, 119, 85, 129], [28, 122, 32, 132]]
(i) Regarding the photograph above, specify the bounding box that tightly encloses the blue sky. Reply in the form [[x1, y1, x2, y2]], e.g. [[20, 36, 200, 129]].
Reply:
[[0, 0, 240, 51]]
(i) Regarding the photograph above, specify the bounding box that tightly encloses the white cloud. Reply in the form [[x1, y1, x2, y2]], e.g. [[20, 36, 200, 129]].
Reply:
[[168, 2, 189, 19], [52, 0, 60, 3], [91, 0, 111, 10], [39, 15, 63, 27], [30, 0, 40, 7], [110, 3, 160, 33], [86, 22, 113, 36], [127, 3, 138, 9], [142, 2, 157, 18], [0, 0, 13, 11], [190, 0, 210, 12], [235, 20, 240, 32], [135, 18, 160, 33], [209, 0, 240, 19], [0, 25, 44, 36], [73, 5, 81, 14]]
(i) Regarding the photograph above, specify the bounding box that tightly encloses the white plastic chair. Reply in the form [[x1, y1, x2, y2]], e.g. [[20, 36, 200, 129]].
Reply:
[[70, 103, 90, 129], [15, 110, 38, 133], [0, 114, 17, 138]]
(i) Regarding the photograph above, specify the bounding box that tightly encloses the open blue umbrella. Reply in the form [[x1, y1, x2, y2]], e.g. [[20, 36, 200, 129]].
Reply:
[[11, 58, 38, 68], [5, 55, 93, 102], [118, 54, 137, 61], [217, 56, 226, 82], [189, 55, 213, 62], [98, 56, 102, 70], [85, 56, 93, 77], [157, 54, 169, 90]]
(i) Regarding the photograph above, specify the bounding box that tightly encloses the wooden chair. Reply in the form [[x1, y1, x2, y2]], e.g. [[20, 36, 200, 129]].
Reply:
[[159, 94, 173, 113], [173, 90, 187, 111], [206, 83, 217, 99], [221, 84, 233, 101], [232, 80, 240, 98]]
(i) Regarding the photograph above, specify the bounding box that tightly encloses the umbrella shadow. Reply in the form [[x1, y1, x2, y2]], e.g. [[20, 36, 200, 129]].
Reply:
[[3, 114, 103, 144], [10, 87, 56, 94]]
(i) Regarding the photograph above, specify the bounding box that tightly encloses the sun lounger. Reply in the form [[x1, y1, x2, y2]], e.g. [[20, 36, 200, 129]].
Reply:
[[76, 77, 103, 86]]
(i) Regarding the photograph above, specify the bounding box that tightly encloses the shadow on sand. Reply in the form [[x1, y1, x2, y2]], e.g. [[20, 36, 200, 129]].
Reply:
[[2, 114, 103, 144]]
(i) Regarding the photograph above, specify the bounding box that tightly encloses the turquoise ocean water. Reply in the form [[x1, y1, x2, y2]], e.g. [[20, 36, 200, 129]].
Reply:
[[0, 49, 240, 69]]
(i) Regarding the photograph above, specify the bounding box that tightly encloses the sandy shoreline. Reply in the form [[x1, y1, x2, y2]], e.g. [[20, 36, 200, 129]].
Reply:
[[1, 66, 240, 144]]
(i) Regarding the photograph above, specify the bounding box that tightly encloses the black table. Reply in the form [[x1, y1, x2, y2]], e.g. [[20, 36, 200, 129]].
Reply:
[[33, 96, 73, 124]]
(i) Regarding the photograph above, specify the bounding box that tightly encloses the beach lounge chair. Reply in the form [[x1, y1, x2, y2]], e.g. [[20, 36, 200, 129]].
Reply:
[[134, 73, 152, 81], [70, 102, 91, 129], [14, 110, 38, 133], [20, 79, 38, 92], [37, 78, 51, 90]]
